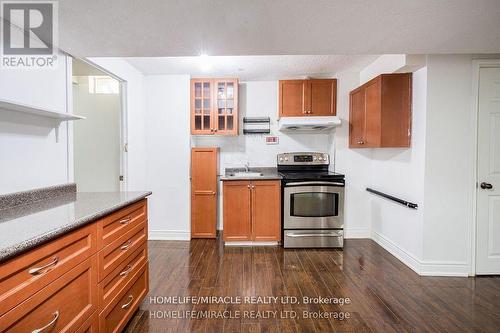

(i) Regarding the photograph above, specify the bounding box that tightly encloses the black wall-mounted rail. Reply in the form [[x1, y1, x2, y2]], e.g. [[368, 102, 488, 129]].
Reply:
[[366, 188, 418, 209]]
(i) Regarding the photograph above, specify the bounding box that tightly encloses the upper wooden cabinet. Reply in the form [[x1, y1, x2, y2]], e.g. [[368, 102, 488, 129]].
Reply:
[[349, 73, 412, 148], [279, 79, 337, 117], [191, 78, 238, 135]]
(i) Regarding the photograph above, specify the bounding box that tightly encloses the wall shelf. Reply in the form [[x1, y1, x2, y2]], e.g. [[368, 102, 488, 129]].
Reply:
[[0, 98, 85, 142]]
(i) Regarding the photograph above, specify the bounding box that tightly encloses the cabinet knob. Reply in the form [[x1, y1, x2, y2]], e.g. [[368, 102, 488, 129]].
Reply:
[[357, 139, 365, 145], [247, 185, 251, 188]]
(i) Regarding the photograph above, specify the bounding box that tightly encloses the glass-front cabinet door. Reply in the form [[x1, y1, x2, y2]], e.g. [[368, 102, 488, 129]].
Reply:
[[191, 78, 238, 135], [214, 78, 238, 135], [191, 79, 214, 135]]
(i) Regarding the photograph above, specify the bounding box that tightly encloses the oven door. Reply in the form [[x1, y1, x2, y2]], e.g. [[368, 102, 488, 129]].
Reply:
[[284, 181, 344, 229]]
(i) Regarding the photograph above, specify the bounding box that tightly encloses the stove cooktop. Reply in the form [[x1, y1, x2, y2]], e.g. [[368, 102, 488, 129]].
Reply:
[[278, 171, 345, 181]]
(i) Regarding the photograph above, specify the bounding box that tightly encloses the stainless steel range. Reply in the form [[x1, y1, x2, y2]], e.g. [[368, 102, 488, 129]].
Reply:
[[277, 152, 345, 248]]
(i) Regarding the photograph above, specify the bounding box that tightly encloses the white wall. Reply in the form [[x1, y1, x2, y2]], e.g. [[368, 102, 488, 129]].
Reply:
[[144, 75, 191, 240], [0, 51, 70, 194], [73, 76, 121, 192], [421, 55, 475, 274], [193, 80, 332, 229], [88, 58, 148, 191], [332, 72, 372, 238], [369, 67, 427, 267]]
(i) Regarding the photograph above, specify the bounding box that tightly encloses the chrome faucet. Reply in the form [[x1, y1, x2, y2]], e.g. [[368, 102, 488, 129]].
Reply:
[[244, 162, 250, 172]]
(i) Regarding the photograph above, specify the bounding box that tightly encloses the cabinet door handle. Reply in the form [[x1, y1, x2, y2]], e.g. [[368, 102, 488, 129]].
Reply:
[[247, 185, 251, 188], [119, 265, 133, 277], [121, 240, 132, 251], [119, 217, 131, 224], [32, 311, 59, 333], [28, 257, 59, 275], [121, 295, 134, 309], [357, 139, 365, 145]]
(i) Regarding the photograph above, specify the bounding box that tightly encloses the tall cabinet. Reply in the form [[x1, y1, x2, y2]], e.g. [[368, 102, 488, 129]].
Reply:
[[191, 78, 238, 135], [191, 147, 219, 238]]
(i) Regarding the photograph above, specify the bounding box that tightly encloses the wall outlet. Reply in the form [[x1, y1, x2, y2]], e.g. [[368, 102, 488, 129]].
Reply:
[[265, 136, 279, 145]]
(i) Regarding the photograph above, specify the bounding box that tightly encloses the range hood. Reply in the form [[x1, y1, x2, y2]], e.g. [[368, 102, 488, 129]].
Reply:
[[278, 116, 341, 132]]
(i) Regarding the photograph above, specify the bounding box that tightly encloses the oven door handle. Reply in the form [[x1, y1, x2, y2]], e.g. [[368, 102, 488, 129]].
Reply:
[[285, 181, 345, 187], [286, 232, 343, 238]]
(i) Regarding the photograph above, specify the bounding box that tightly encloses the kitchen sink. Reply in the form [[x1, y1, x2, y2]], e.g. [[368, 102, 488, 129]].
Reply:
[[229, 171, 264, 178]]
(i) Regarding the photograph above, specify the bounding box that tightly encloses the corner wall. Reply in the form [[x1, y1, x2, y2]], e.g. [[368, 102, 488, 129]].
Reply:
[[0, 51, 71, 194], [144, 75, 191, 240]]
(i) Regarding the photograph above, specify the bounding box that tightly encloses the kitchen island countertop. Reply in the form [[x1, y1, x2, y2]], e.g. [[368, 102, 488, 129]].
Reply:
[[0, 185, 151, 263]]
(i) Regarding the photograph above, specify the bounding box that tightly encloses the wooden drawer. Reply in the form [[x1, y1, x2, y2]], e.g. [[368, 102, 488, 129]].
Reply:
[[0, 256, 98, 332], [98, 222, 147, 281], [97, 199, 147, 249], [99, 262, 149, 333], [0, 223, 97, 316], [75, 311, 98, 333], [98, 242, 147, 309]]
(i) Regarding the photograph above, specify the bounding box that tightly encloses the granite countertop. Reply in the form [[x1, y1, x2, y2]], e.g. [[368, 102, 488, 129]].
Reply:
[[220, 167, 282, 181], [0, 184, 151, 263]]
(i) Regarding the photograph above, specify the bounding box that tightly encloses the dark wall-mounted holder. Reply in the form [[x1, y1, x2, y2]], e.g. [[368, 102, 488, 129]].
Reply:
[[242, 117, 271, 134], [366, 187, 418, 209]]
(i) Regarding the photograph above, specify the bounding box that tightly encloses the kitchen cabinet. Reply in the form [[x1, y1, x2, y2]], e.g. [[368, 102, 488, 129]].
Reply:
[[191, 147, 219, 238], [223, 180, 281, 242], [191, 78, 238, 135], [349, 73, 412, 148], [279, 79, 337, 117], [0, 199, 149, 333]]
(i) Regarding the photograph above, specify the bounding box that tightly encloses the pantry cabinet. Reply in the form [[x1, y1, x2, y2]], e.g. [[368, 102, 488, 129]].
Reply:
[[279, 79, 337, 117], [349, 73, 412, 148], [191, 78, 238, 135], [223, 180, 281, 242], [191, 147, 219, 238]]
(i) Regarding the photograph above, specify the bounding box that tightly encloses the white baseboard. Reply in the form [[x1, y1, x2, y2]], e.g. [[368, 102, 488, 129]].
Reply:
[[371, 231, 421, 274], [419, 261, 470, 277], [149, 229, 190, 241], [344, 228, 370, 239], [370, 231, 470, 277]]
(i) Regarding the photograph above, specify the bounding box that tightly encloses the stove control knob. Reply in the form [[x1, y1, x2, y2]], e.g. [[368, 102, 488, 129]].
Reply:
[[318, 157, 323, 161], [284, 157, 289, 161], [313, 156, 317, 160], [279, 157, 283, 162]]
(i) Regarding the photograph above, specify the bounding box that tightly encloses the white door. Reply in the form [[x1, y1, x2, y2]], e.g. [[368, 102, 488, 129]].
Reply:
[[476, 66, 500, 274]]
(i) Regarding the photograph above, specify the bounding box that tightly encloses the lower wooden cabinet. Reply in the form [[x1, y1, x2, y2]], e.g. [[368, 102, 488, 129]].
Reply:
[[99, 262, 149, 333], [0, 257, 98, 332], [223, 180, 281, 242], [0, 199, 149, 333]]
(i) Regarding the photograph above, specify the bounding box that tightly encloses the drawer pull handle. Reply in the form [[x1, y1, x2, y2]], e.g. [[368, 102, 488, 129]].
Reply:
[[119, 217, 132, 224], [121, 240, 132, 251], [121, 295, 134, 309], [28, 257, 59, 275], [119, 265, 133, 277], [32, 310, 59, 333]]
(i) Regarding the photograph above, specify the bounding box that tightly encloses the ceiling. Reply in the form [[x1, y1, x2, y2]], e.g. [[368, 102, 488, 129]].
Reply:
[[58, 0, 500, 57], [124, 55, 379, 80]]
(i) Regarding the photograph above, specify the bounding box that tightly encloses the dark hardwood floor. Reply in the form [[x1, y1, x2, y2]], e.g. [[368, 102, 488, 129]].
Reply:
[[125, 238, 500, 332]]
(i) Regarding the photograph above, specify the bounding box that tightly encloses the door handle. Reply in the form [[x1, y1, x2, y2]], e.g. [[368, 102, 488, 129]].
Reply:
[[480, 182, 493, 190]]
